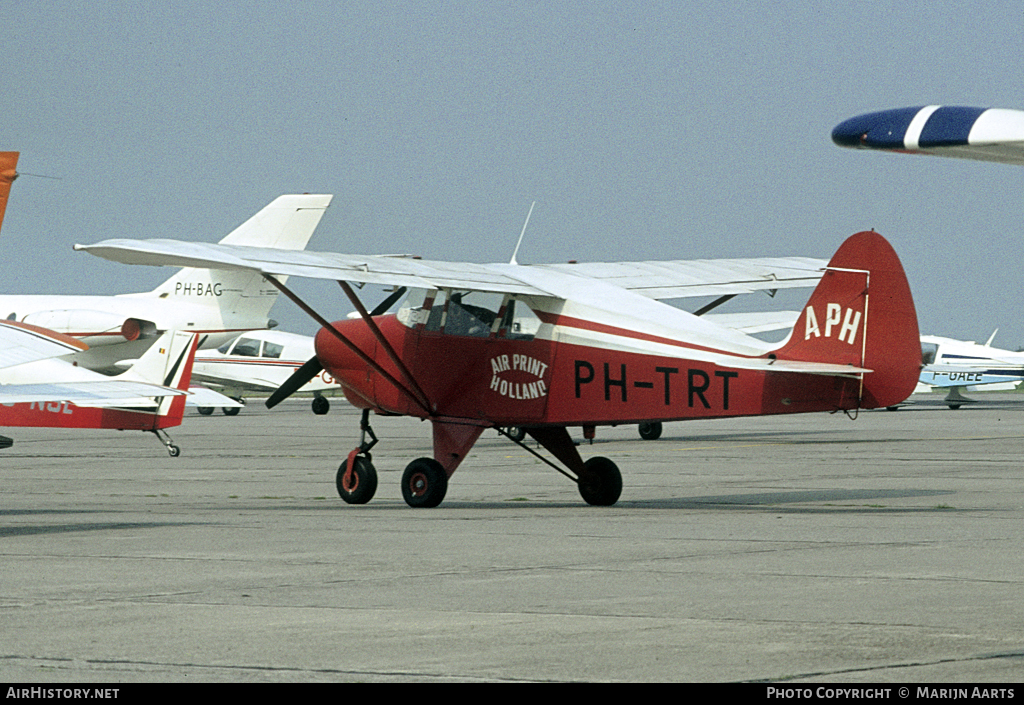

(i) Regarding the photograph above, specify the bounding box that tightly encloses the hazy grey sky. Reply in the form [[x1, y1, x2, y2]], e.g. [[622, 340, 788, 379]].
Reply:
[[4, 1, 1023, 344]]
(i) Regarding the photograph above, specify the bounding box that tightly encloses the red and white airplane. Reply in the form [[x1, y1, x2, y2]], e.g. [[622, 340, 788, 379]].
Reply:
[[76, 227, 921, 507], [0, 322, 205, 455]]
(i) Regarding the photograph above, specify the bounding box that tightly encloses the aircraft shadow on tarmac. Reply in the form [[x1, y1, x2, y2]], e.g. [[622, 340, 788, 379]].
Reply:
[[619, 488, 958, 512], [0, 509, 211, 538]]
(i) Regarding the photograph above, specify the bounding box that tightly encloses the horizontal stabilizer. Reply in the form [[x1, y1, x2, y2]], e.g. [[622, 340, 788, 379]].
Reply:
[[187, 386, 244, 407], [0, 380, 186, 407]]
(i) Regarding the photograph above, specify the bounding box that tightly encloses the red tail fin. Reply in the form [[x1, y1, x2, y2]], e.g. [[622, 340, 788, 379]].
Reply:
[[0, 152, 19, 234], [775, 231, 920, 408]]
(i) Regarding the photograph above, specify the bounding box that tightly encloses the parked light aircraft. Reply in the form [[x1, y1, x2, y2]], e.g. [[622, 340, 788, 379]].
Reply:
[[0, 322, 207, 455], [0, 193, 332, 373], [77, 225, 921, 508], [191, 329, 344, 415], [918, 333, 1024, 409]]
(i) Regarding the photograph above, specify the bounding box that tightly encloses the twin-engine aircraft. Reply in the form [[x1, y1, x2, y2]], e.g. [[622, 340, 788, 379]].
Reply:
[[77, 224, 921, 508], [0, 322, 207, 455]]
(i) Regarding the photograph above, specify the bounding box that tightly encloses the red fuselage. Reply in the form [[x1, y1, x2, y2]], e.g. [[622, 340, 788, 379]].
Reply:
[[315, 314, 872, 428]]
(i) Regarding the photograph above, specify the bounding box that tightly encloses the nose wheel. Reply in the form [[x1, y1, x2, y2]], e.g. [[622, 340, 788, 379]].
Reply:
[[337, 452, 377, 504]]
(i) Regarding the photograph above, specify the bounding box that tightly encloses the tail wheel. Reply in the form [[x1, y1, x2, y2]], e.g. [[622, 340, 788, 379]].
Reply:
[[401, 457, 448, 508], [337, 455, 377, 504], [638, 421, 662, 440], [578, 456, 622, 506]]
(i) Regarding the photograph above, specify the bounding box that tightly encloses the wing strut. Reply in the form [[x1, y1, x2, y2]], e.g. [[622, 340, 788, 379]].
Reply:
[[262, 274, 432, 415]]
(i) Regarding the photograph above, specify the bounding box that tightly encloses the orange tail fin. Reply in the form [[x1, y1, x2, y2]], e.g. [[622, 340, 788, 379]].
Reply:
[[774, 230, 920, 408], [0, 152, 19, 234]]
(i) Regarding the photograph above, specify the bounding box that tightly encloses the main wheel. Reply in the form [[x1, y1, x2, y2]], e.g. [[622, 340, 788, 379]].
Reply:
[[312, 396, 330, 415], [578, 456, 622, 506], [337, 455, 377, 504], [948, 404, 961, 410], [401, 457, 448, 508], [506, 426, 526, 442], [197, 407, 214, 416], [638, 421, 662, 440], [222, 406, 241, 416]]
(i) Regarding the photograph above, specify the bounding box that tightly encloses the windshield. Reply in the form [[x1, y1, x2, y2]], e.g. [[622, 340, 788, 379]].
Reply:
[[397, 288, 539, 341]]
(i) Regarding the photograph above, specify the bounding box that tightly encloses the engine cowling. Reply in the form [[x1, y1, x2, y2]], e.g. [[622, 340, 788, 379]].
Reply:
[[19, 310, 158, 346]]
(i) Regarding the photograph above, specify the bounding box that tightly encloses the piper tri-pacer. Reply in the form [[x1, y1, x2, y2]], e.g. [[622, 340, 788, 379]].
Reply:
[[76, 227, 921, 507]]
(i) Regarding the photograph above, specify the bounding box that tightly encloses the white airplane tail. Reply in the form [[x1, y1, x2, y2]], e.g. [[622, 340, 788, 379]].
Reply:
[[130, 194, 332, 328], [118, 329, 198, 425]]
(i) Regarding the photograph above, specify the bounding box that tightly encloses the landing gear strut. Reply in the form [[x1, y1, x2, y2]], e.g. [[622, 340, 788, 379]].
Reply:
[[337, 409, 378, 504], [151, 429, 181, 457]]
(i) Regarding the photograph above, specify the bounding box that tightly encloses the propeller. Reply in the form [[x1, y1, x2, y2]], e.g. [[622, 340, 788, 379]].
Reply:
[[266, 356, 324, 409], [265, 287, 406, 409], [369, 287, 406, 317]]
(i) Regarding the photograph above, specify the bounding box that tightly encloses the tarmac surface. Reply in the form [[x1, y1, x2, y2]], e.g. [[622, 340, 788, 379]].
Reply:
[[2, 395, 1024, 683]]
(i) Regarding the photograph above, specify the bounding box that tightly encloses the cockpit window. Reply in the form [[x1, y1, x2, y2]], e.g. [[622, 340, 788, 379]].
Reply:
[[921, 342, 938, 365], [397, 288, 539, 341], [262, 341, 283, 359], [232, 337, 261, 357]]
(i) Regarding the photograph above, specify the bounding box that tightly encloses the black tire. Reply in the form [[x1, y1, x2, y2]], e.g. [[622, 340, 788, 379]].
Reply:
[[167, 445, 181, 458], [506, 426, 526, 442], [401, 457, 448, 508], [578, 456, 622, 506], [312, 396, 330, 415], [222, 406, 241, 416], [638, 421, 662, 441], [336, 455, 377, 504], [197, 407, 214, 416], [948, 404, 961, 410]]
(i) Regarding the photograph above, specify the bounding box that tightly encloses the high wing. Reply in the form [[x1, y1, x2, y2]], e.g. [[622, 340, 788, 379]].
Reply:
[[832, 106, 1024, 166], [74, 239, 827, 300]]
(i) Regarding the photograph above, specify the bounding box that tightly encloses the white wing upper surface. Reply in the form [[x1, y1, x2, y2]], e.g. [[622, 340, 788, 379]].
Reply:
[[0, 320, 87, 369], [75, 239, 827, 300]]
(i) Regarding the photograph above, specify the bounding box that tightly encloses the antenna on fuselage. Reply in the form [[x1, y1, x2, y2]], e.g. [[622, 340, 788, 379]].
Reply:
[[509, 201, 536, 266]]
